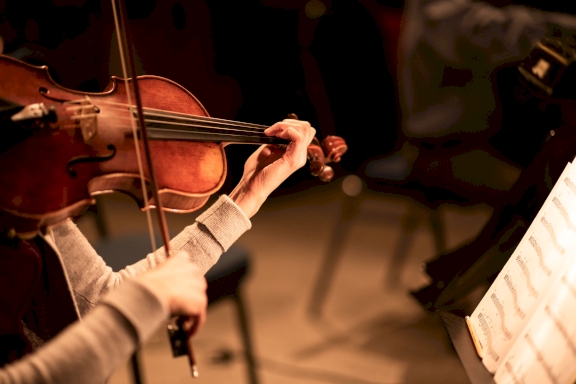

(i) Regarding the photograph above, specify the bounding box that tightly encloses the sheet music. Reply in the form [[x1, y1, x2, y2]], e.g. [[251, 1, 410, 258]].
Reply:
[[470, 163, 576, 373], [494, 258, 576, 384]]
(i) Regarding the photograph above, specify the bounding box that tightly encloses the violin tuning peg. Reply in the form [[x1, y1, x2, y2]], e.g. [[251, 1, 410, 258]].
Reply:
[[309, 162, 324, 177], [286, 113, 299, 120], [318, 165, 334, 182]]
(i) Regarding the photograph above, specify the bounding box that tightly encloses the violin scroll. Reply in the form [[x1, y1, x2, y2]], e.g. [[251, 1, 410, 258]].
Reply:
[[286, 113, 348, 182], [321, 135, 347, 163]]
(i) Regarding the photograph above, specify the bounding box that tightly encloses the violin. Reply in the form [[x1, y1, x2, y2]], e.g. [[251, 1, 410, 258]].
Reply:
[[0, 1, 347, 374], [0, 54, 347, 239], [0, 49, 347, 374]]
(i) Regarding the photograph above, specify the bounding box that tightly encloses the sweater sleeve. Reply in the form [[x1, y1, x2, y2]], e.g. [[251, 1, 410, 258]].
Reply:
[[0, 279, 169, 384], [53, 194, 251, 315]]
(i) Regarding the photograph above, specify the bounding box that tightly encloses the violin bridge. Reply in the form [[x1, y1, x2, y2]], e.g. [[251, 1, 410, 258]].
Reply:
[[75, 100, 99, 142]]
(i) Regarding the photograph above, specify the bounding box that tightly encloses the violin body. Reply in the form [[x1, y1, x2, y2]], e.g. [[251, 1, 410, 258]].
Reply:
[[0, 55, 227, 237], [0, 55, 347, 238]]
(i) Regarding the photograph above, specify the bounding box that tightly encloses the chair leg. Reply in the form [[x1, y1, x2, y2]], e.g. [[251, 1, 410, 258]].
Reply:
[[385, 208, 420, 290], [232, 293, 259, 384], [427, 207, 445, 256], [434, 219, 525, 309], [307, 188, 362, 318], [385, 203, 445, 290], [130, 352, 144, 384], [90, 195, 109, 238]]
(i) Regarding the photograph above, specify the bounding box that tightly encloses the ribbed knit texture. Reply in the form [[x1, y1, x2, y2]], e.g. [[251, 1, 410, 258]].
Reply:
[[0, 195, 251, 383]]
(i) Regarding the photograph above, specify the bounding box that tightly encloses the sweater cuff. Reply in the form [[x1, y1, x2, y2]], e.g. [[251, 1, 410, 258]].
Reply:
[[99, 279, 169, 344], [195, 195, 252, 251]]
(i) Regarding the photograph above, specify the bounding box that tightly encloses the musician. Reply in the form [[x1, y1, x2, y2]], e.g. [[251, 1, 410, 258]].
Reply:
[[398, 0, 576, 311], [0, 119, 316, 383], [372, 0, 576, 182]]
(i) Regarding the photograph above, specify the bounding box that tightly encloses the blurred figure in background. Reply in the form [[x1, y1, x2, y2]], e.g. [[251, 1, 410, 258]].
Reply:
[[372, 0, 576, 194], [395, 0, 576, 311]]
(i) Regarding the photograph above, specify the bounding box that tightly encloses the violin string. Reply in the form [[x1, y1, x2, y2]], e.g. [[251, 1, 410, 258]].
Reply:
[[63, 97, 270, 131], [57, 107, 272, 139], [55, 116, 271, 140], [144, 119, 266, 134], [75, 98, 269, 130], [59, 105, 274, 141], [140, 106, 268, 130], [109, 126, 286, 146], [144, 110, 267, 131], [105, 114, 271, 137]]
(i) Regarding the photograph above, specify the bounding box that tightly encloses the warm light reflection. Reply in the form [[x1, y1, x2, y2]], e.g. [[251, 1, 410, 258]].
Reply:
[[304, 0, 326, 19]]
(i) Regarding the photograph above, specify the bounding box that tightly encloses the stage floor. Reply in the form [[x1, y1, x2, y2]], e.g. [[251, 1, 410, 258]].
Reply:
[[77, 176, 493, 384]]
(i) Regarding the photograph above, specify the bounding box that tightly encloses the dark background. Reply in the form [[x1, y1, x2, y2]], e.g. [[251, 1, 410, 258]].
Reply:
[[2, 0, 576, 193], [0, 0, 401, 190]]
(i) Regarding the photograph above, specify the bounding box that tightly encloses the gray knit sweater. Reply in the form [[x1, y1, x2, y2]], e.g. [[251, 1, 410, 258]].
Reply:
[[0, 195, 251, 384]]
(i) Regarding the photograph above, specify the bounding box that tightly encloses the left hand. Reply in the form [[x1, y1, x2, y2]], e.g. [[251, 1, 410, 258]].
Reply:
[[229, 119, 316, 218]]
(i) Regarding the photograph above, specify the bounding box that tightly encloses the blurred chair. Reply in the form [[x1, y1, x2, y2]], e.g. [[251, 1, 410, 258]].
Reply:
[[303, 0, 528, 309], [89, 198, 260, 384], [307, 173, 447, 318], [412, 121, 576, 313], [304, 1, 450, 317], [306, 0, 562, 317], [307, 146, 521, 318]]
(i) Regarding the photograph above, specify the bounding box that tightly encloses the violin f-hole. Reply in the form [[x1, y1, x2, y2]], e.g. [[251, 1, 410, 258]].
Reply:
[[38, 87, 73, 103], [66, 144, 116, 178]]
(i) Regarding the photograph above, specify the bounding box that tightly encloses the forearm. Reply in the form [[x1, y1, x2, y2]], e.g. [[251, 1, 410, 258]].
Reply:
[[120, 194, 252, 277], [0, 279, 168, 384], [52, 195, 251, 314]]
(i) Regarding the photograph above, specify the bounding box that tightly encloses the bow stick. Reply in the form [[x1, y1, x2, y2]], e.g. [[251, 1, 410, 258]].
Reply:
[[110, 0, 199, 378]]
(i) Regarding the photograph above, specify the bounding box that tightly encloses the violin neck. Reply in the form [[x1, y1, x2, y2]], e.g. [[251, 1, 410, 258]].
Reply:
[[139, 110, 290, 146], [146, 126, 288, 145]]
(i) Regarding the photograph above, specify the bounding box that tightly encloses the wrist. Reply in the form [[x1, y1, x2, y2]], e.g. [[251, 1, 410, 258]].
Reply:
[[229, 182, 267, 219], [137, 273, 172, 312]]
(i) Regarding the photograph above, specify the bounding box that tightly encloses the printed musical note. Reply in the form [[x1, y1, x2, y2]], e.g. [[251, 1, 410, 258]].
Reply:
[[505, 274, 526, 319], [504, 361, 526, 384], [529, 236, 553, 277], [471, 164, 576, 379], [517, 256, 539, 298], [540, 217, 565, 255], [479, 312, 500, 362], [525, 333, 558, 384], [552, 197, 576, 233], [563, 177, 576, 196], [544, 306, 576, 357], [492, 293, 513, 339]]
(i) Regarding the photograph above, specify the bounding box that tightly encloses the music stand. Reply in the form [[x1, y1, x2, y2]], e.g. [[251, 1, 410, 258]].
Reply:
[[438, 311, 495, 384]]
